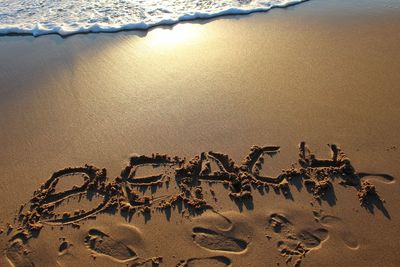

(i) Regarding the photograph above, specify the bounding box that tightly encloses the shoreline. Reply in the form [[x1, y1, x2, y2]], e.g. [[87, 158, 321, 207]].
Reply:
[[0, 0, 310, 37]]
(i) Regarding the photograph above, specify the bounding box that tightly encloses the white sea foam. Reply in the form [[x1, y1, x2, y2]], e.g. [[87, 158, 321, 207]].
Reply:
[[0, 0, 308, 36]]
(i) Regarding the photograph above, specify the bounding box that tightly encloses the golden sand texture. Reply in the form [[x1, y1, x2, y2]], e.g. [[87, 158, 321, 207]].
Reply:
[[1, 0, 400, 266]]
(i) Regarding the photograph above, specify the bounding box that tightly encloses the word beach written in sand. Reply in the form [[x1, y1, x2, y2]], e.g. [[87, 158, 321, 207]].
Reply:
[[2, 142, 391, 266]]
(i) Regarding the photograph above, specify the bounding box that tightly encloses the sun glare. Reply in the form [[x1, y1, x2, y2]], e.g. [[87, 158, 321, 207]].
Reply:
[[146, 24, 202, 48]]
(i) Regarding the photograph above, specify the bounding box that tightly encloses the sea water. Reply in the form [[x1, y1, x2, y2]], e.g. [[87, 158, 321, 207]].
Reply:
[[0, 0, 307, 36]]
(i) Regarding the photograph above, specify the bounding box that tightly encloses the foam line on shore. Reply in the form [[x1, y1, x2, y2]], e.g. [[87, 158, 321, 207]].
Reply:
[[0, 0, 308, 36]]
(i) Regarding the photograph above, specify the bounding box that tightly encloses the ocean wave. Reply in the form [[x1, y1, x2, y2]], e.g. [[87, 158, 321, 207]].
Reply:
[[0, 0, 308, 36]]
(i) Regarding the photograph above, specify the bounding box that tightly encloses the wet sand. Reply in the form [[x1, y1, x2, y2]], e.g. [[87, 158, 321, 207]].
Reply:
[[1, 0, 400, 266]]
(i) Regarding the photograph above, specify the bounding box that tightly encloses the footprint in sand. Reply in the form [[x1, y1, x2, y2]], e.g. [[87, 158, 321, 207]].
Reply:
[[268, 213, 293, 233], [5, 239, 34, 267], [177, 256, 232, 267], [266, 213, 329, 265], [84, 228, 137, 262], [192, 227, 248, 253], [276, 228, 328, 254], [84, 228, 159, 266], [296, 228, 329, 248], [313, 211, 359, 249]]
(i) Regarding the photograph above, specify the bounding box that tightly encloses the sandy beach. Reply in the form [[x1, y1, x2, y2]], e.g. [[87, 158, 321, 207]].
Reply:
[[1, 0, 400, 266]]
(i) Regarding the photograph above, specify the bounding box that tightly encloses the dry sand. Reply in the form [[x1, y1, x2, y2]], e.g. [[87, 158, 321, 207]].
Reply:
[[1, 0, 400, 266]]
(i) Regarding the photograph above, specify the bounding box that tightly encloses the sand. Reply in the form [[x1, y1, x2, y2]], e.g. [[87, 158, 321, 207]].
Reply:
[[1, 0, 400, 266]]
